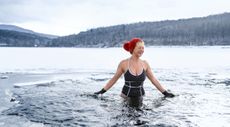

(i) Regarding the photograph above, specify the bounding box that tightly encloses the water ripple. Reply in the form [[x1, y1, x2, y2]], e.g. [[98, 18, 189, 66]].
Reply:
[[1, 69, 230, 127]]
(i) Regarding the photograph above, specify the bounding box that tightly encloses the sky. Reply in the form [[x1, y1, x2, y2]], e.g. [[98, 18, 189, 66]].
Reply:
[[0, 0, 230, 36]]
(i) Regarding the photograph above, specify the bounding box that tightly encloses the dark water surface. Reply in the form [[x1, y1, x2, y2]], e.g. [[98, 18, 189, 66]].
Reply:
[[1, 68, 230, 127]]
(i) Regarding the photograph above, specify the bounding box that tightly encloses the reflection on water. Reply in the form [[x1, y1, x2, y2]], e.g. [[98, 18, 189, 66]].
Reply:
[[1, 68, 230, 127]]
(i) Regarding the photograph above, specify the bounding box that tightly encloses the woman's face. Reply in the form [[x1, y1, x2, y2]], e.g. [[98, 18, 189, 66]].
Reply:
[[132, 42, 145, 57]]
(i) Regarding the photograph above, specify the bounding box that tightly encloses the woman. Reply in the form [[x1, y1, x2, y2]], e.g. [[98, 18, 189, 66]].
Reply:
[[94, 38, 174, 107]]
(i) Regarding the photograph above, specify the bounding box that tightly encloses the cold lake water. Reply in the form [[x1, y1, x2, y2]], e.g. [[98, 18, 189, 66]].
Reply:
[[0, 46, 230, 127]]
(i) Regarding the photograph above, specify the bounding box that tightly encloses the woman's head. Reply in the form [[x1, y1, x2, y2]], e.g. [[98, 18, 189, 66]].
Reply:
[[123, 38, 145, 55]]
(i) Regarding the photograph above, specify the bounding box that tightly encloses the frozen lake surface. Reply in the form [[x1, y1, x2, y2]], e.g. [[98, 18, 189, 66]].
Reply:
[[0, 46, 230, 126]]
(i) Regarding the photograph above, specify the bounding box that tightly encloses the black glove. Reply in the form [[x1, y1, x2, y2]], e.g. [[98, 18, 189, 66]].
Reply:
[[94, 88, 106, 95], [162, 91, 175, 98]]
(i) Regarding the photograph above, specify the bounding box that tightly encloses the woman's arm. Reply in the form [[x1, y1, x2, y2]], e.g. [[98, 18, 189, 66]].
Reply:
[[103, 61, 124, 90], [144, 60, 175, 97], [94, 60, 125, 94], [144, 60, 166, 93]]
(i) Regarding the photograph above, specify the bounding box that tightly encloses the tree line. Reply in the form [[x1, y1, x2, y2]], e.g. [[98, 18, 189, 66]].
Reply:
[[0, 30, 51, 47], [1, 12, 230, 47]]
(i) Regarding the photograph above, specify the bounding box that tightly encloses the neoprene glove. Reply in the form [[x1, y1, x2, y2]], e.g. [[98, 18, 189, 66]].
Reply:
[[94, 88, 106, 95], [162, 91, 175, 98]]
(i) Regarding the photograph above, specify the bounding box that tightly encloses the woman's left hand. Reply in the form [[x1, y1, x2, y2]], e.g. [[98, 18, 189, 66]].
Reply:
[[162, 91, 175, 98], [94, 88, 106, 95]]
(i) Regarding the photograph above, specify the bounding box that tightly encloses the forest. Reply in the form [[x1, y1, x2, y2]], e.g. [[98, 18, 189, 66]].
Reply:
[[1, 13, 230, 47]]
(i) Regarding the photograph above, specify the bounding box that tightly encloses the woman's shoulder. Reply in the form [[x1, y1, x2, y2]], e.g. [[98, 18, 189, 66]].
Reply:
[[141, 59, 149, 65], [119, 58, 129, 65], [118, 59, 129, 72], [141, 59, 150, 70]]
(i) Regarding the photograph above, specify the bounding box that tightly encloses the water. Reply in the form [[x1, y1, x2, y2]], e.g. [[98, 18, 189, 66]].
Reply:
[[0, 47, 230, 127]]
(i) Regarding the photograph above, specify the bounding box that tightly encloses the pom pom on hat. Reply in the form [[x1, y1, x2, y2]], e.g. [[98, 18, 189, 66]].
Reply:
[[123, 38, 143, 53], [123, 41, 130, 52]]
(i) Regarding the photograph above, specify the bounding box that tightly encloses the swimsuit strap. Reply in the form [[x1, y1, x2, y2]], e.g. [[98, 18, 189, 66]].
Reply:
[[128, 58, 144, 76], [128, 58, 131, 71], [141, 60, 145, 71]]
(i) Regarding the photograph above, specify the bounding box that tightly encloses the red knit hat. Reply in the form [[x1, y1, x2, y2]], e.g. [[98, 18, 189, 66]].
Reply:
[[123, 38, 143, 53]]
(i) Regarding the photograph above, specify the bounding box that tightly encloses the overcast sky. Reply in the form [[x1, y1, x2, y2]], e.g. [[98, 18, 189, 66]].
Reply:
[[0, 0, 230, 36]]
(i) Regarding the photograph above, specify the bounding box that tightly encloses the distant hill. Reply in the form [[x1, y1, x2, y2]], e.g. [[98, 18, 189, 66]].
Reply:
[[0, 24, 58, 39], [49, 12, 230, 47], [0, 12, 230, 47], [0, 29, 52, 47]]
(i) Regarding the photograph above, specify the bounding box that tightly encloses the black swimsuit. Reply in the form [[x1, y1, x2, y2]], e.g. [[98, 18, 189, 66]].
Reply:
[[121, 59, 146, 97]]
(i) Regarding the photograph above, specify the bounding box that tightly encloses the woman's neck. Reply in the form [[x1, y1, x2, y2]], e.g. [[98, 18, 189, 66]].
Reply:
[[130, 56, 140, 62]]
